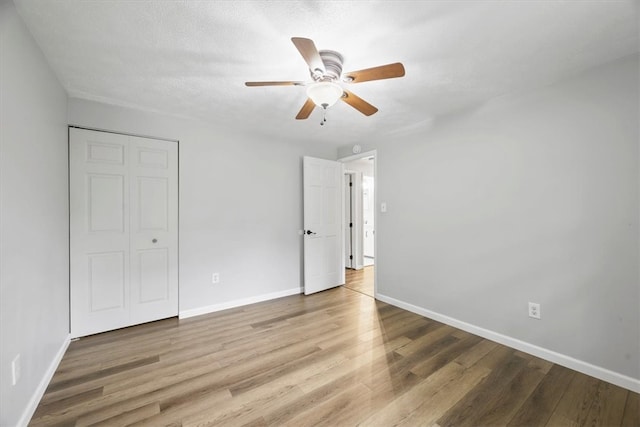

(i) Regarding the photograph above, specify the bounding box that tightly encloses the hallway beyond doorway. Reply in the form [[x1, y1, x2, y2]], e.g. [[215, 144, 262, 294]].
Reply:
[[344, 267, 374, 297]]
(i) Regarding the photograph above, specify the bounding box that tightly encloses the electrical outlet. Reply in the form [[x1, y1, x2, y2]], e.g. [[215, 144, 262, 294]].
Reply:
[[528, 302, 541, 319], [212, 273, 220, 284], [11, 354, 21, 386]]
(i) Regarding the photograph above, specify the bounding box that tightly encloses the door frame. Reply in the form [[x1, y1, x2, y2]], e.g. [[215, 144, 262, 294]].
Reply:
[[362, 174, 375, 261], [339, 150, 377, 298]]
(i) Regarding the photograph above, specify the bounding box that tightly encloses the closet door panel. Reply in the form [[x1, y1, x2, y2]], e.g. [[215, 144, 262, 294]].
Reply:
[[70, 129, 178, 337], [129, 136, 178, 325], [70, 128, 131, 337]]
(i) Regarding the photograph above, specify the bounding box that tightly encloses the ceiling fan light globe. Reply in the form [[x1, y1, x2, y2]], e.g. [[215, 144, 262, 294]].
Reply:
[[307, 82, 343, 108]]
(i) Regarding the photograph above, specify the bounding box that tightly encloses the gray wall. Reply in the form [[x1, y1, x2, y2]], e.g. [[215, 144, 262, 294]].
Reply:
[[67, 98, 336, 313], [0, 2, 70, 426], [340, 54, 639, 381]]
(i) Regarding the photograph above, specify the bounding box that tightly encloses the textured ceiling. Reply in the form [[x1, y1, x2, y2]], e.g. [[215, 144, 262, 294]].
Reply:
[[14, 0, 639, 147]]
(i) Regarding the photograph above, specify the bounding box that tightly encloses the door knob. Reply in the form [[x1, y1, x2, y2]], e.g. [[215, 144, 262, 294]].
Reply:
[[152, 238, 158, 243], [305, 230, 316, 235]]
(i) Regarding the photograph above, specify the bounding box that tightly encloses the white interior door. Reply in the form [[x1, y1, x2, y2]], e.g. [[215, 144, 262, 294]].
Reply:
[[70, 128, 178, 337], [344, 173, 353, 268], [344, 171, 364, 270], [303, 156, 344, 295]]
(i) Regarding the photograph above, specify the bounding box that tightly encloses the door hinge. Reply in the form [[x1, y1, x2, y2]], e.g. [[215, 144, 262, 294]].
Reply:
[[349, 182, 353, 187], [349, 222, 353, 228], [349, 255, 353, 260]]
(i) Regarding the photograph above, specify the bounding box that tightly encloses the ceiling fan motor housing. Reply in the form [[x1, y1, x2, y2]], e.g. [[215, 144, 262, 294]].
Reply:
[[315, 50, 344, 81]]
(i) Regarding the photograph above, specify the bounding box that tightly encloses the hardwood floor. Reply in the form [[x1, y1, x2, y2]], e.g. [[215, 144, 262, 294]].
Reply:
[[344, 266, 374, 297], [31, 288, 638, 426]]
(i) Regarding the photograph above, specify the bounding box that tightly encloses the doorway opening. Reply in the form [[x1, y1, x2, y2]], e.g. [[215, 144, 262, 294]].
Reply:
[[341, 152, 376, 298]]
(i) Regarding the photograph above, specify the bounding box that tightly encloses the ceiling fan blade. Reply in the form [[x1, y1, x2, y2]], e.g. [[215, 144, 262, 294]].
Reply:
[[245, 81, 305, 87], [291, 37, 326, 75], [296, 98, 316, 120], [343, 62, 405, 83], [341, 90, 378, 116]]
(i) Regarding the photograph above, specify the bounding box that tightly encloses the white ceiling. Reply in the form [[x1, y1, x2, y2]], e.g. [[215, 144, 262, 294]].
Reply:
[[14, 0, 639, 147]]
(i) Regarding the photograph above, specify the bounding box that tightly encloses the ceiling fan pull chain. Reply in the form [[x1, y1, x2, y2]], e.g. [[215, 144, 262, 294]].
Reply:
[[321, 107, 327, 126]]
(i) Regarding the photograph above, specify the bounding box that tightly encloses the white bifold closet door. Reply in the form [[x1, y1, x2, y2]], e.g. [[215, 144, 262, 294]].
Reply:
[[70, 128, 178, 338]]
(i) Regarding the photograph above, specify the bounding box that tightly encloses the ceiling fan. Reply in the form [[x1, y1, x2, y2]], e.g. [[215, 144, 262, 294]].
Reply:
[[245, 37, 405, 125]]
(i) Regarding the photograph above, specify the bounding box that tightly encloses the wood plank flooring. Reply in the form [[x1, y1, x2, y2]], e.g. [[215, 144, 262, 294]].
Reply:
[[344, 266, 374, 297], [31, 287, 638, 426]]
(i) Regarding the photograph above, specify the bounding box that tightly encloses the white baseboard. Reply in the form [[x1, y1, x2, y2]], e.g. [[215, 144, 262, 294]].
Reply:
[[376, 293, 640, 393], [18, 334, 71, 427], [179, 287, 302, 319]]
